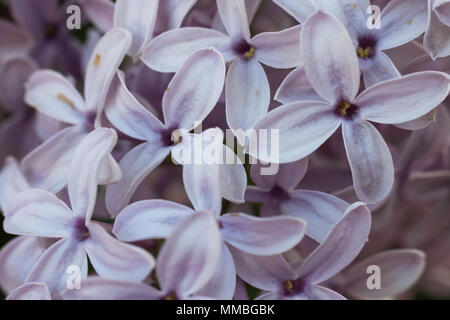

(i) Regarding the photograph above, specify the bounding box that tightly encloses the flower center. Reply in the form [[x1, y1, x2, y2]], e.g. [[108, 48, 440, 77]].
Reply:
[[284, 280, 294, 291], [73, 218, 90, 241], [171, 129, 183, 145], [233, 40, 256, 59], [335, 100, 359, 119], [164, 292, 178, 300], [356, 36, 377, 59]]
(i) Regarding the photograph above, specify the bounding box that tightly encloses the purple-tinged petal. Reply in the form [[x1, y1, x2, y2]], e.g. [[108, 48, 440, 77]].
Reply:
[[218, 145, 247, 204], [157, 211, 222, 297], [26, 239, 88, 298], [282, 190, 348, 243], [362, 52, 401, 88], [296, 202, 371, 284], [68, 128, 117, 221], [105, 73, 165, 141], [249, 102, 341, 163], [63, 277, 162, 300], [113, 200, 194, 241], [0, 237, 45, 294], [251, 25, 303, 69], [301, 10, 360, 104], [340, 249, 426, 299], [357, 72, 449, 124], [7, 283, 51, 300], [4, 189, 74, 238], [229, 248, 295, 291], [0, 157, 30, 212], [84, 222, 155, 283], [434, 0, 450, 25], [196, 244, 236, 300], [256, 291, 283, 300], [141, 27, 233, 73], [20, 126, 86, 193], [272, 0, 316, 23], [226, 59, 270, 137], [114, 0, 159, 59], [424, 1, 450, 59], [162, 48, 225, 130], [156, 0, 197, 31], [245, 186, 271, 203], [105, 142, 171, 216], [25, 70, 85, 123], [275, 66, 322, 105], [84, 28, 132, 114], [0, 56, 37, 113], [81, 0, 115, 32], [10, 0, 58, 38], [216, 0, 251, 41], [395, 109, 437, 131], [297, 285, 346, 300], [376, 0, 428, 50], [0, 20, 33, 61], [342, 120, 394, 204], [219, 213, 306, 255]]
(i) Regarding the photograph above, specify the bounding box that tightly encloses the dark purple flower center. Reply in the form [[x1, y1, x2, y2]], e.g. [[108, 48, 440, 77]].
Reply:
[[233, 40, 256, 59], [73, 218, 90, 241], [269, 185, 290, 207], [283, 279, 306, 297], [334, 100, 359, 119], [44, 24, 59, 39], [357, 35, 377, 59], [161, 127, 183, 147]]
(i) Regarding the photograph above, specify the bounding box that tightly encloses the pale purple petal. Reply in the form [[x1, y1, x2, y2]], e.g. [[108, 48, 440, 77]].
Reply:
[[357, 72, 449, 124], [0, 157, 30, 212], [272, 0, 316, 23], [342, 120, 394, 203], [113, 200, 194, 241], [218, 145, 247, 203], [226, 59, 270, 136], [68, 128, 117, 221], [281, 190, 349, 243], [0, 237, 45, 294], [362, 52, 401, 88], [219, 213, 306, 255], [341, 249, 426, 299], [141, 28, 233, 73], [26, 239, 88, 298], [84, 222, 155, 283], [81, 0, 115, 33], [7, 283, 51, 300], [162, 48, 226, 130], [298, 285, 346, 300], [251, 25, 303, 69], [275, 66, 322, 105], [25, 70, 85, 123], [376, 0, 428, 50], [0, 20, 33, 61], [296, 202, 371, 284], [424, 2, 450, 59], [4, 189, 75, 238], [157, 211, 222, 297], [216, 0, 251, 41], [156, 0, 197, 31], [434, 0, 450, 25], [113, 0, 159, 59], [105, 142, 172, 216], [301, 10, 360, 104], [249, 102, 341, 163]]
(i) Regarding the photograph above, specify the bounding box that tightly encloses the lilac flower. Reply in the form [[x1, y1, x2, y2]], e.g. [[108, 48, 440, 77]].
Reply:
[[7, 282, 51, 300], [3, 128, 154, 298], [64, 210, 222, 300], [0, 19, 33, 63], [21, 28, 131, 191], [104, 48, 232, 215], [113, 153, 307, 299], [274, 0, 428, 87], [246, 158, 351, 243], [142, 0, 302, 139], [230, 202, 371, 300], [424, 0, 450, 59], [248, 11, 450, 204]]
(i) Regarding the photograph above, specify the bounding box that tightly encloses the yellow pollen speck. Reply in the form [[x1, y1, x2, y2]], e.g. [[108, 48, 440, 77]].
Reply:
[[165, 293, 177, 300], [165, 87, 170, 93], [93, 54, 101, 66], [338, 101, 352, 116], [408, 19, 413, 25], [244, 47, 256, 59], [57, 93, 76, 110], [256, 90, 260, 96], [357, 46, 371, 58], [284, 280, 294, 290], [353, 3, 358, 8]]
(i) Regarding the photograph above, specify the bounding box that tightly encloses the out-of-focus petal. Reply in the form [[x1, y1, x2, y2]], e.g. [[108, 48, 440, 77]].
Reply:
[[219, 213, 306, 255], [81, 0, 115, 33], [301, 11, 360, 104], [296, 202, 371, 284], [4, 189, 74, 238], [162, 48, 225, 131], [0, 157, 30, 212], [0, 20, 33, 61], [342, 120, 394, 204], [7, 283, 51, 300], [84, 223, 155, 283], [113, 200, 194, 241]]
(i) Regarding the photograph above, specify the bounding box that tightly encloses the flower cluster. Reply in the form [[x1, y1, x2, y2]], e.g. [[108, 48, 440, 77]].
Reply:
[[0, 0, 449, 300]]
